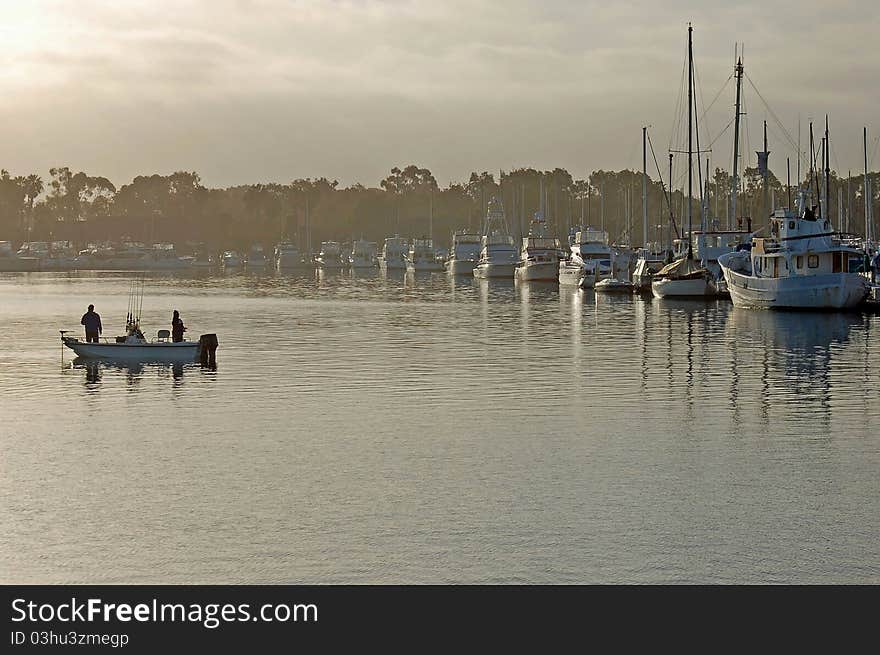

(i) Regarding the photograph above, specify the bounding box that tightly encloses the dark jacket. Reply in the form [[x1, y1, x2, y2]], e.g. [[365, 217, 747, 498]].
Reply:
[[172, 317, 186, 341], [81, 311, 102, 333]]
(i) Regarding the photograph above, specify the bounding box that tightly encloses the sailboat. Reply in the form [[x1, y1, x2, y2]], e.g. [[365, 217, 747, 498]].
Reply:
[[652, 24, 717, 299], [61, 277, 215, 362]]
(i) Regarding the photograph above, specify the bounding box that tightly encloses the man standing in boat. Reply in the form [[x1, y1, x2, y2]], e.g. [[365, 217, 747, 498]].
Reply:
[[81, 304, 102, 343], [172, 310, 186, 342]]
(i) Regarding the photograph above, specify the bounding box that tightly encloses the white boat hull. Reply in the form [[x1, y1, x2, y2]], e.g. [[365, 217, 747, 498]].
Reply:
[[558, 264, 585, 285], [63, 338, 200, 362], [406, 262, 445, 272], [446, 259, 477, 275], [474, 263, 515, 278], [722, 268, 868, 309], [652, 276, 716, 298], [515, 262, 559, 281]]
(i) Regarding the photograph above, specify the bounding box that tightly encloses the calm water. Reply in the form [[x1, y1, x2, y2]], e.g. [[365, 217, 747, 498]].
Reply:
[[1, 270, 879, 584]]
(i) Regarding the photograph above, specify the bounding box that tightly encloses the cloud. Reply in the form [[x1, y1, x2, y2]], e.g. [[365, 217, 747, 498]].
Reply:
[[0, 0, 877, 187]]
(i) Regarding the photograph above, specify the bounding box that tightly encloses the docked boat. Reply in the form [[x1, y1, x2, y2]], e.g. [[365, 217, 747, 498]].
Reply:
[[515, 212, 560, 282], [245, 246, 269, 269], [406, 238, 444, 272], [559, 228, 611, 287], [0, 241, 40, 271], [651, 25, 717, 300], [594, 277, 635, 293], [473, 197, 517, 279], [632, 244, 673, 293], [315, 241, 347, 269], [651, 256, 717, 297], [445, 231, 481, 274], [222, 250, 243, 269], [274, 241, 311, 269], [350, 239, 378, 269], [718, 202, 868, 310], [378, 236, 408, 270]]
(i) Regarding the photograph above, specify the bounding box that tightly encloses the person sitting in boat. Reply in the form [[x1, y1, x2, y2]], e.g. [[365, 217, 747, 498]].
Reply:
[[80, 304, 102, 343], [172, 310, 187, 343], [803, 205, 816, 221]]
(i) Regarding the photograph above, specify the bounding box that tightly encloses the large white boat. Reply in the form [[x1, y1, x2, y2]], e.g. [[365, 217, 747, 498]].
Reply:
[[559, 228, 611, 287], [350, 239, 378, 269], [718, 203, 868, 310], [315, 241, 347, 269], [445, 231, 481, 274], [406, 238, 444, 272], [473, 197, 517, 279], [377, 236, 408, 270], [515, 213, 560, 282], [274, 241, 311, 269], [651, 256, 717, 297]]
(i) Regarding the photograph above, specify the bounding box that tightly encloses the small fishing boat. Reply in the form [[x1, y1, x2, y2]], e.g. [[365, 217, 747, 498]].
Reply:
[[61, 277, 217, 364], [62, 331, 202, 362]]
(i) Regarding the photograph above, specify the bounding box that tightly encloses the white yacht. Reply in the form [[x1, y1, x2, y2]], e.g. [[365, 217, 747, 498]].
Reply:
[[377, 236, 408, 270], [719, 201, 868, 310], [515, 213, 560, 282], [274, 241, 311, 269], [406, 238, 444, 272], [315, 241, 346, 269], [445, 231, 481, 275], [651, 255, 717, 297], [473, 197, 517, 279], [558, 228, 611, 287], [350, 239, 378, 269]]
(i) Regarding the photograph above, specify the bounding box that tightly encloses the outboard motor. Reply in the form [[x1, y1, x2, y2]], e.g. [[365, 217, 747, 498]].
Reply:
[[198, 333, 219, 367]]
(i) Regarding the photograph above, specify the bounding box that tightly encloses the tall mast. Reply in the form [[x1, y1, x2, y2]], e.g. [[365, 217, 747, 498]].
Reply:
[[687, 23, 693, 257], [760, 120, 769, 221], [731, 55, 743, 230], [865, 127, 871, 245], [428, 185, 433, 243], [809, 122, 817, 214], [668, 153, 674, 249], [643, 126, 648, 247]]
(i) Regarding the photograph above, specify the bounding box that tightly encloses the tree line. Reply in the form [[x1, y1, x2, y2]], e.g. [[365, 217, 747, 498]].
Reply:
[[0, 163, 877, 251]]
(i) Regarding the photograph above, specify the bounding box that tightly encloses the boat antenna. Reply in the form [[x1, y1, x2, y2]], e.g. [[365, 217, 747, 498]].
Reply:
[[809, 121, 819, 216], [787, 157, 792, 209]]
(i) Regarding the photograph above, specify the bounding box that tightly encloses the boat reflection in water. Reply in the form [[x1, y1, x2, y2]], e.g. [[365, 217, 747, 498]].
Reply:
[[69, 356, 211, 389]]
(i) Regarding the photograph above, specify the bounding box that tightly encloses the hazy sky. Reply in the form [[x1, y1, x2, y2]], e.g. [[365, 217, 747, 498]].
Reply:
[[1, 0, 878, 189]]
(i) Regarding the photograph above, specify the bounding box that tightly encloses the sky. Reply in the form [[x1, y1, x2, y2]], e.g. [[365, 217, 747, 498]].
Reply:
[[1, 0, 878, 189]]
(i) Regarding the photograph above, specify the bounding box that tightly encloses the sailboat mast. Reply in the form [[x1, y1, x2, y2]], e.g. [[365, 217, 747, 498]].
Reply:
[[642, 126, 648, 247], [824, 116, 830, 225], [687, 23, 693, 256], [865, 127, 871, 245]]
